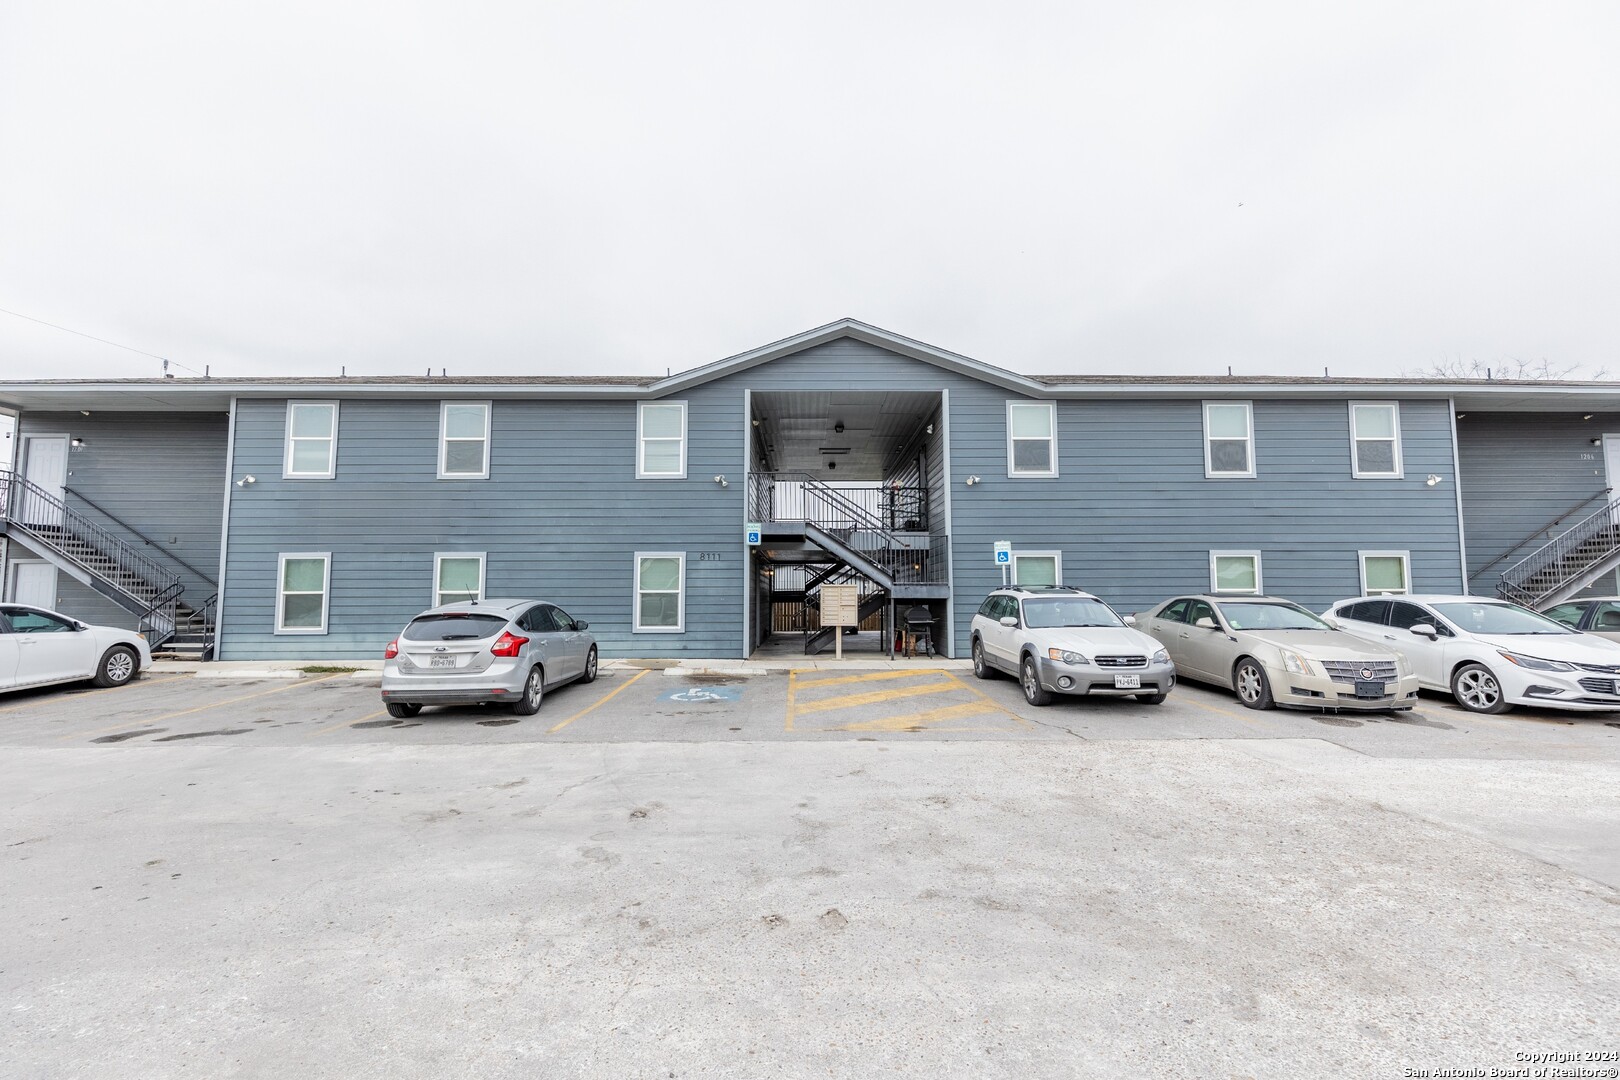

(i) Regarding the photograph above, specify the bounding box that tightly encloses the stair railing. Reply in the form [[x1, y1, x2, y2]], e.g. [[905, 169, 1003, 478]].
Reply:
[[0, 467, 183, 608], [137, 581, 184, 644], [1474, 487, 1613, 582], [63, 486, 218, 590], [750, 471, 941, 584], [1496, 494, 1620, 607]]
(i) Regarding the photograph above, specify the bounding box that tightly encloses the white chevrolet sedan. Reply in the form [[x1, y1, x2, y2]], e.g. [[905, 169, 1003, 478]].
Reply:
[[0, 604, 153, 694], [1326, 594, 1620, 714]]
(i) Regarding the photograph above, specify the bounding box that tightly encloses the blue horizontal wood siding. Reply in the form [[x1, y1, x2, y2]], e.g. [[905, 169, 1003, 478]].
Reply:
[[946, 390, 1465, 650], [13, 412, 227, 629], [1458, 412, 1619, 597], [219, 392, 746, 660]]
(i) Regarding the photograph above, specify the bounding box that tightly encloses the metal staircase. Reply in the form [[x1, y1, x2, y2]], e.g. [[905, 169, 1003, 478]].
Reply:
[[0, 467, 214, 655], [1496, 493, 1620, 608]]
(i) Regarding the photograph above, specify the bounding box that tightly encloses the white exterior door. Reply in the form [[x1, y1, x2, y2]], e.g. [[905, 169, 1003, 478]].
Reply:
[[1605, 435, 1620, 522], [10, 562, 57, 609], [19, 435, 69, 526]]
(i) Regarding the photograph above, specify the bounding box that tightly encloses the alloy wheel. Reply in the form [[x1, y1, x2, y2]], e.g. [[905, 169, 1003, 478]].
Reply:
[[1456, 669, 1500, 710]]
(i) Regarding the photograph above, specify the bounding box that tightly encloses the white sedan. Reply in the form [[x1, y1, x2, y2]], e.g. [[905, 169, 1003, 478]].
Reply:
[[0, 604, 153, 694], [1325, 594, 1620, 714]]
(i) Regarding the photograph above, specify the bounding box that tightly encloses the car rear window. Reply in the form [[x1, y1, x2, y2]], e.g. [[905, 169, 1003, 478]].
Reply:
[[402, 613, 509, 641]]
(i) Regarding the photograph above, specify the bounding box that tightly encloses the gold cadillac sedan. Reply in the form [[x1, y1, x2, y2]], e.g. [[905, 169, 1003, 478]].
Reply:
[[1135, 595, 1420, 711]]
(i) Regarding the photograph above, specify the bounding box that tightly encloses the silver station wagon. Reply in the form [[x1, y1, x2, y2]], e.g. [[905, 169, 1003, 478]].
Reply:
[[380, 599, 597, 718]]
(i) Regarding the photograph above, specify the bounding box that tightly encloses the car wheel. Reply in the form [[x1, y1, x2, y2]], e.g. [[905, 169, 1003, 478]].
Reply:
[[1233, 658, 1274, 710], [1021, 655, 1052, 707], [1135, 692, 1168, 705], [1451, 662, 1510, 714], [581, 646, 599, 684], [972, 639, 995, 680], [91, 645, 139, 688], [511, 666, 545, 715], [385, 702, 421, 719]]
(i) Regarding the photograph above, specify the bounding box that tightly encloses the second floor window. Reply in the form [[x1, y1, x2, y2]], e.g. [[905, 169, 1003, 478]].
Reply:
[[1204, 402, 1255, 478], [440, 402, 491, 479], [1350, 402, 1402, 478], [1007, 402, 1057, 477], [284, 401, 337, 478], [638, 401, 687, 478]]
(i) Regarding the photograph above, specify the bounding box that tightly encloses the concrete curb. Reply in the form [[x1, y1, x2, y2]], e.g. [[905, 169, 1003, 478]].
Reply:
[[156, 657, 970, 680]]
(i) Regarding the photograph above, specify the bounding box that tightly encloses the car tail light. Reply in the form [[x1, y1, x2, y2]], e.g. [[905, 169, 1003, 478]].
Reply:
[[491, 631, 529, 657], [384, 640, 399, 659]]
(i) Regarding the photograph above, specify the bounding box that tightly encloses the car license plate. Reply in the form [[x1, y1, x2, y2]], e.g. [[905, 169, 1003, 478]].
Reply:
[[430, 656, 455, 668], [1114, 674, 1141, 689], [1354, 679, 1385, 698]]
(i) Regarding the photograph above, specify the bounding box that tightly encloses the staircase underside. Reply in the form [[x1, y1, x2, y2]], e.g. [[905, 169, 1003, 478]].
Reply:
[[759, 523, 949, 601]]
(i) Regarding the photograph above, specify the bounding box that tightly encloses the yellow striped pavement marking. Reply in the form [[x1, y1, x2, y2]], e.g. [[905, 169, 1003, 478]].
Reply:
[[792, 676, 960, 716], [832, 701, 1005, 732], [64, 673, 343, 741], [787, 668, 945, 690], [548, 669, 650, 734], [785, 669, 800, 732]]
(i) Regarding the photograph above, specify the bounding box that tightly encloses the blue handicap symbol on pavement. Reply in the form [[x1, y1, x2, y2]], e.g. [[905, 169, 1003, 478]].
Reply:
[[659, 686, 743, 703]]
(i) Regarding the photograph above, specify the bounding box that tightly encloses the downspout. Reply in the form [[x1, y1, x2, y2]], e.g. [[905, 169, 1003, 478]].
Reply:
[[214, 398, 237, 658], [741, 388, 751, 659], [939, 388, 955, 658], [1449, 398, 1468, 594]]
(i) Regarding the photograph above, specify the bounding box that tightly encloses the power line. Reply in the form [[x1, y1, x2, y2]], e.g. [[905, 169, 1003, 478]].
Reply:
[[0, 305, 208, 376]]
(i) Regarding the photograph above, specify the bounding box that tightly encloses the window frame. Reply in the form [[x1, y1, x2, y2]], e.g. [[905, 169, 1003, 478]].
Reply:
[[1203, 401, 1256, 479], [1358, 550, 1412, 596], [275, 552, 331, 635], [1349, 401, 1403, 479], [633, 551, 686, 633], [432, 552, 486, 607], [1209, 550, 1263, 595], [637, 400, 688, 480], [283, 400, 339, 479], [1011, 549, 1063, 587], [1005, 401, 1058, 478], [438, 401, 492, 480]]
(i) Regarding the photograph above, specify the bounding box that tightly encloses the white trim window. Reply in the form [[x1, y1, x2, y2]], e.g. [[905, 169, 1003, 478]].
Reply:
[[439, 401, 491, 479], [1011, 550, 1062, 587], [634, 552, 685, 632], [1359, 551, 1411, 595], [1210, 551, 1263, 595], [276, 553, 331, 634], [1203, 401, 1255, 478], [1006, 401, 1057, 477], [1349, 401, 1403, 478], [433, 552, 485, 606], [284, 401, 338, 478], [638, 401, 688, 478]]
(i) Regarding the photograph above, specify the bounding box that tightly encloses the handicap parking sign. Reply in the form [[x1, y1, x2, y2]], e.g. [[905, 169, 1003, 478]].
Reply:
[[746, 522, 762, 546], [993, 540, 1012, 565]]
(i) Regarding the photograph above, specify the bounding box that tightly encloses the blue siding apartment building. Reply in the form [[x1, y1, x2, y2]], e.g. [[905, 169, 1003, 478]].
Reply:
[[3, 319, 1619, 660]]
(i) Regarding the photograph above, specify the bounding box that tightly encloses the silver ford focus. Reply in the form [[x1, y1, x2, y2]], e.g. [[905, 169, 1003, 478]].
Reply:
[[380, 599, 598, 718]]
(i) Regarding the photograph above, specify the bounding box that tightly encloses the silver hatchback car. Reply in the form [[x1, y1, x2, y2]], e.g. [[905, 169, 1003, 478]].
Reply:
[[380, 599, 598, 718]]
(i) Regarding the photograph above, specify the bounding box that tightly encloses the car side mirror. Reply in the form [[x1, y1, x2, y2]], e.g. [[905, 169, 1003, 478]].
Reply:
[[1409, 623, 1439, 639], [1123, 614, 1138, 626], [1195, 617, 1218, 630], [999, 616, 1018, 628], [74, 621, 90, 631], [1321, 615, 1340, 629], [575, 620, 588, 631]]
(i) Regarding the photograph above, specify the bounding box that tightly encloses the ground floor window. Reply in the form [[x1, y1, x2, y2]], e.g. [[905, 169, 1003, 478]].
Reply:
[[635, 552, 685, 632], [1359, 551, 1410, 595], [1012, 551, 1061, 587], [276, 553, 330, 633], [434, 553, 485, 606], [1210, 551, 1262, 594]]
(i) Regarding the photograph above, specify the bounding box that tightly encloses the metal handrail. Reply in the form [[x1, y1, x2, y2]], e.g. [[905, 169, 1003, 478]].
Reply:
[[1496, 494, 1620, 606], [63, 486, 217, 588], [137, 581, 184, 643], [750, 471, 946, 586], [1475, 487, 1613, 578], [0, 467, 182, 606]]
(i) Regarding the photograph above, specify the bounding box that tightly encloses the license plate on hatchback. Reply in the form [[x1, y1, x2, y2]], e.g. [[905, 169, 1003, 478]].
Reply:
[[1114, 674, 1141, 689], [430, 656, 456, 668], [1353, 679, 1385, 698]]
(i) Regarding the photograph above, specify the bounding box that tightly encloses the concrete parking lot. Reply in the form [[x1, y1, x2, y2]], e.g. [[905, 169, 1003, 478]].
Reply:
[[4, 662, 1619, 1078]]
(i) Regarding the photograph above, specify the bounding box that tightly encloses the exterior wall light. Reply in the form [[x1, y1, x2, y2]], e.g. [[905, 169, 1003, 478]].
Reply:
[[1425, 474, 1442, 486], [926, 424, 934, 435], [713, 475, 729, 487], [235, 474, 257, 488], [1591, 438, 1603, 446], [70, 437, 86, 449], [965, 475, 981, 486]]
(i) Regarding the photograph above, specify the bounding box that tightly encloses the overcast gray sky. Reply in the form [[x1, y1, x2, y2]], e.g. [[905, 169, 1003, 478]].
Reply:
[[3, 1, 1617, 381]]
